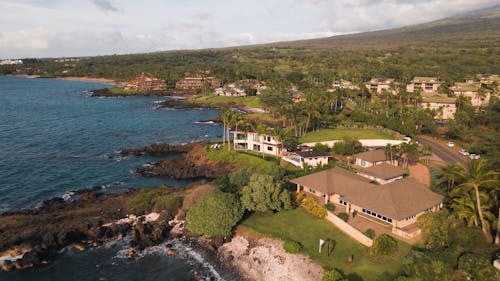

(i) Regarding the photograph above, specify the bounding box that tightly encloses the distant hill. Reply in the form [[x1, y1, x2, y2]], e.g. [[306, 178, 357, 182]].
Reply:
[[251, 5, 500, 50]]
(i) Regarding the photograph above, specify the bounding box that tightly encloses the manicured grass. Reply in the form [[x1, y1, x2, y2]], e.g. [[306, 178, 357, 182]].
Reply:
[[207, 145, 281, 174], [300, 128, 397, 143], [241, 209, 411, 280], [188, 95, 263, 108]]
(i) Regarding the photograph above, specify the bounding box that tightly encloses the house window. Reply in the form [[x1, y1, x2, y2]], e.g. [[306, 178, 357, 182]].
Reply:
[[253, 135, 261, 142], [253, 144, 261, 151], [339, 199, 347, 206], [309, 188, 316, 194], [267, 146, 273, 151], [405, 214, 416, 221]]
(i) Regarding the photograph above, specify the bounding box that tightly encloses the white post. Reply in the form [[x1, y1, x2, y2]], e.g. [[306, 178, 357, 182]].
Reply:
[[319, 239, 325, 253]]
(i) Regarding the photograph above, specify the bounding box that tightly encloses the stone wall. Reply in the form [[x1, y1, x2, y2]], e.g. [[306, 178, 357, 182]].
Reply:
[[325, 211, 373, 247]]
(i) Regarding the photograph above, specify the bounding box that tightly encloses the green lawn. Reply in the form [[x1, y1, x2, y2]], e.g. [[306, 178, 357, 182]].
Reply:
[[241, 209, 410, 280], [207, 145, 287, 174], [300, 128, 398, 143], [188, 95, 263, 108]]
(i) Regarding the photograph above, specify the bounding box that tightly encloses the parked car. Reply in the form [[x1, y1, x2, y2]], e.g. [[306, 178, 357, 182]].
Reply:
[[459, 149, 470, 156], [469, 154, 480, 160], [447, 142, 455, 147]]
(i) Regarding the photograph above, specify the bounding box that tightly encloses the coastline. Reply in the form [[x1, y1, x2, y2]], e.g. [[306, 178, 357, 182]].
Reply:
[[5, 74, 116, 84]]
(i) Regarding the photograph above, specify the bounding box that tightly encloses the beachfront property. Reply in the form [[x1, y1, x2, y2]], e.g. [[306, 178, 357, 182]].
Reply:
[[124, 74, 166, 91], [419, 92, 457, 119], [449, 80, 492, 107], [354, 149, 398, 168], [282, 151, 331, 169], [214, 83, 248, 96], [292, 166, 443, 239], [0, 59, 23, 65], [364, 78, 398, 94], [406, 77, 442, 93], [232, 131, 283, 156], [175, 76, 220, 89]]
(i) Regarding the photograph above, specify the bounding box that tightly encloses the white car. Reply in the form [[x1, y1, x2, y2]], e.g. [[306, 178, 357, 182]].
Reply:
[[459, 149, 470, 156], [469, 154, 480, 160], [447, 142, 455, 147]]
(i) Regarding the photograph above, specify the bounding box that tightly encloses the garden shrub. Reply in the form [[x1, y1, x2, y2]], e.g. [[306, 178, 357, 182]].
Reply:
[[337, 212, 349, 222], [372, 234, 398, 256], [322, 269, 348, 281], [364, 228, 375, 239], [301, 198, 327, 218], [325, 203, 335, 211], [283, 240, 303, 254]]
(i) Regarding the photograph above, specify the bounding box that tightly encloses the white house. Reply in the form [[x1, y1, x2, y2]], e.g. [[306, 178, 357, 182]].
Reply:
[[232, 131, 283, 156], [283, 151, 331, 169]]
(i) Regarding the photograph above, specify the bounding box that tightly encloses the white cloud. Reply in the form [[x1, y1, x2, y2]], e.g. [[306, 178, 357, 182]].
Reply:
[[0, 0, 498, 58]]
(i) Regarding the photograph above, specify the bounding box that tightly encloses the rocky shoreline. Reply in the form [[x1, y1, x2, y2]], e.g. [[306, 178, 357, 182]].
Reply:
[[89, 88, 196, 98], [128, 142, 236, 180]]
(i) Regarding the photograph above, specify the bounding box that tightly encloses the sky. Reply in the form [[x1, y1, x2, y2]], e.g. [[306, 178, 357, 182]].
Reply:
[[0, 0, 498, 59]]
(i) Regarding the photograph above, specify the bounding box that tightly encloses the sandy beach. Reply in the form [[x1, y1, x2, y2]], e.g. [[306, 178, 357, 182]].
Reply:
[[6, 74, 116, 84]]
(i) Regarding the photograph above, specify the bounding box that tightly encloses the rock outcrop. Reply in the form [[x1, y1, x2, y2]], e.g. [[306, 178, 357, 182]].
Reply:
[[133, 142, 236, 179], [0, 189, 172, 271]]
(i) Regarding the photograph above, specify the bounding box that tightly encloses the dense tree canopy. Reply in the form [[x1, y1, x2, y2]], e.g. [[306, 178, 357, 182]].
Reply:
[[186, 192, 243, 238]]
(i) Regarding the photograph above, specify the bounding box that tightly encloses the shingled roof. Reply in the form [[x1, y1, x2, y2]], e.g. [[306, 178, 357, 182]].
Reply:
[[291, 167, 443, 220], [356, 163, 405, 180], [354, 149, 387, 162]]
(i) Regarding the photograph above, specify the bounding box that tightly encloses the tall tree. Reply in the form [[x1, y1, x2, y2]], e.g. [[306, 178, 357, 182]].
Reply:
[[451, 159, 500, 241]]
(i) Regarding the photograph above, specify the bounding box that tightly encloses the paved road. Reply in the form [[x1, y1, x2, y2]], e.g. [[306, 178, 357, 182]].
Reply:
[[417, 136, 468, 167]]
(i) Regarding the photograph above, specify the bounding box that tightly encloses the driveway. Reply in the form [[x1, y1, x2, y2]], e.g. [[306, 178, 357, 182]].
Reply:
[[417, 135, 467, 167]]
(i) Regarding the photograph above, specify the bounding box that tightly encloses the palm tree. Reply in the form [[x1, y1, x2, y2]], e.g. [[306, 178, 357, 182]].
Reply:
[[385, 144, 397, 165], [220, 106, 234, 149], [437, 164, 462, 195], [230, 112, 244, 150], [451, 190, 495, 228], [451, 159, 500, 241]]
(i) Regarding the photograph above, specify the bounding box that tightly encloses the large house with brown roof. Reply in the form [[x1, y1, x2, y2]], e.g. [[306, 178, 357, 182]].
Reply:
[[124, 74, 166, 91], [450, 81, 492, 107], [354, 149, 397, 167], [291, 167, 443, 238], [419, 92, 457, 120], [406, 77, 442, 93], [355, 163, 405, 184], [175, 77, 220, 89]]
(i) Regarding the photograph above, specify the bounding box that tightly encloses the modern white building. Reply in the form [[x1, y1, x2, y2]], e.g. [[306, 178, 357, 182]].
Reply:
[[232, 131, 283, 156], [283, 151, 331, 169]]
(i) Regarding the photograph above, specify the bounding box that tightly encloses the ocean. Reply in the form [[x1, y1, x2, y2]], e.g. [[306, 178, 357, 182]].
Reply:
[[0, 76, 226, 280]]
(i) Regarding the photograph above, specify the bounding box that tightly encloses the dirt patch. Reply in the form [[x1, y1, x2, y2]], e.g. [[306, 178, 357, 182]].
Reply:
[[408, 163, 431, 186]]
